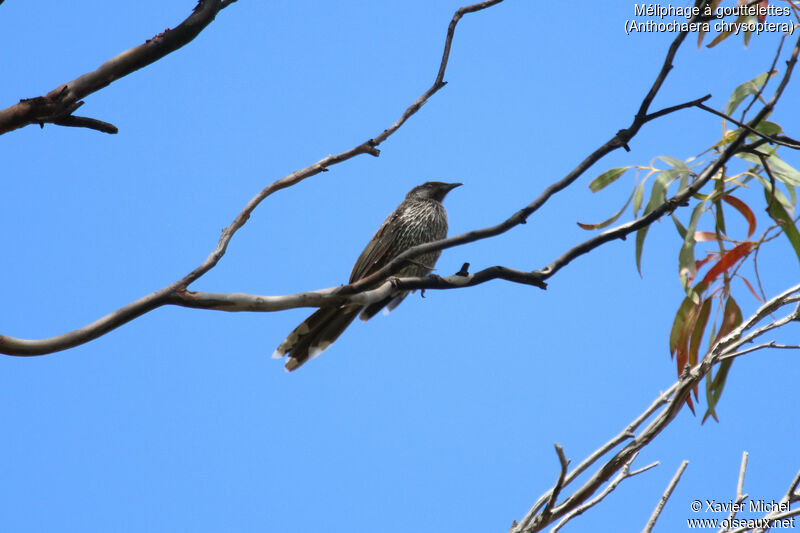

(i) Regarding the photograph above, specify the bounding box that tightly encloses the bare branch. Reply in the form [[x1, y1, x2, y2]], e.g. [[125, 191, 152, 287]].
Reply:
[[533, 31, 800, 283], [643, 460, 689, 533], [696, 102, 800, 149], [720, 452, 749, 529], [539, 445, 570, 524], [739, 33, 785, 121], [549, 454, 658, 533], [347, 90, 710, 295], [515, 384, 679, 530], [370, 0, 505, 146], [719, 341, 800, 362], [508, 281, 800, 533], [50, 115, 119, 134], [0, 0, 507, 356], [738, 466, 800, 533], [736, 452, 749, 504], [0, 0, 237, 135], [2, 6, 799, 362], [351, 23, 800, 295]]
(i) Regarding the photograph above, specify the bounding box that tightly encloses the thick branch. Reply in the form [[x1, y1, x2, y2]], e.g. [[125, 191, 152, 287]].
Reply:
[[0, 0, 506, 356], [3, 4, 798, 359], [0, 0, 236, 135]]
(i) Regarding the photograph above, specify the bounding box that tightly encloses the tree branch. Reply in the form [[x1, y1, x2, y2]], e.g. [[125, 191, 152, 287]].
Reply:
[[539, 444, 570, 524], [642, 460, 689, 533], [508, 282, 800, 532], [346, 90, 712, 295], [696, 102, 800, 150], [719, 452, 750, 528], [549, 454, 657, 533], [0, 0, 236, 135], [3, 5, 799, 362], [0, 0, 507, 356]]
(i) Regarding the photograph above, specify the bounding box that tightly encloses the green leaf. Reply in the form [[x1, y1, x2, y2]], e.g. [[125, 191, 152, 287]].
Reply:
[[633, 180, 645, 217], [739, 150, 800, 187], [589, 167, 631, 193], [754, 120, 783, 137], [671, 213, 687, 240], [577, 188, 636, 230], [702, 296, 742, 423], [714, 199, 726, 235], [725, 71, 776, 115], [786, 183, 797, 208], [707, 321, 718, 352], [753, 174, 794, 212], [635, 170, 677, 274], [765, 188, 800, 266], [702, 359, 731, 423], [766, 154, 800, 187], [658, 156, 690, 172], [704, 370, 714, 419], [670, 296, 696, 356], [659, 168, 683, 182], [659, 156, 691, 192]]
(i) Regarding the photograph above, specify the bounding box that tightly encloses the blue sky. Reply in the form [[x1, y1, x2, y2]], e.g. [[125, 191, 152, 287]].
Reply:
[[2, 1, 799, 532]]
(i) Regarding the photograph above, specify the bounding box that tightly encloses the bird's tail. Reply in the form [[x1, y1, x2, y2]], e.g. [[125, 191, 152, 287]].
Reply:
[[358, 291, 409, 322], [272, 305, 359, 371]]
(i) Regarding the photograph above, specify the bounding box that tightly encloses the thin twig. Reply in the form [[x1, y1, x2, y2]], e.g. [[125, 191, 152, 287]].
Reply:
[[515, 281, 800, 532], [549, 454, 657, 533], [746, 467, 800, 533], [516, 383, 679, 530], [720, 452, 749, 529], [643, 460, 689, 533], [719, 341, 800, 362], [509, 281, 800, 533], [539, 445, 570, 523], [697, 102, 800, 149], [739, 34, 785, 121]]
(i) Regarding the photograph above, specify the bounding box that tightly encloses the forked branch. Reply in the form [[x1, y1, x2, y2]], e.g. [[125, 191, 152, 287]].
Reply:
[[0, 0, 238, 135]]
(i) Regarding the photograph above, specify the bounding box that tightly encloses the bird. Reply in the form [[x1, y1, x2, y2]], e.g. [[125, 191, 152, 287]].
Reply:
[[272, 181, 462, 371]]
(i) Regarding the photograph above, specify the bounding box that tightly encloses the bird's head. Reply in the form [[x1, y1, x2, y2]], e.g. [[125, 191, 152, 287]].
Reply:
[[406, 181, 462, 202]]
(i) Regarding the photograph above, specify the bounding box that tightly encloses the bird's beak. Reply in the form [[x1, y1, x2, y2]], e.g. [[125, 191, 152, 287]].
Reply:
[[444, 182, 463, 192]]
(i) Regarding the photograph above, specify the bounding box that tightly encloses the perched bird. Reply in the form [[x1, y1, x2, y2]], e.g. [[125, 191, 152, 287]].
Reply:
[[272, 181, 461, 371]]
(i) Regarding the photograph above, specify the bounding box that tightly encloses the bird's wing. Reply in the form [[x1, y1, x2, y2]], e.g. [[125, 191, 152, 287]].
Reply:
[[348, 207, 404, 283]]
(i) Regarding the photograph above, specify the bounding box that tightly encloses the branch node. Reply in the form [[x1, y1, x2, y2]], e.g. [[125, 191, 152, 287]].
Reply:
[[615, 128, 633, 151]]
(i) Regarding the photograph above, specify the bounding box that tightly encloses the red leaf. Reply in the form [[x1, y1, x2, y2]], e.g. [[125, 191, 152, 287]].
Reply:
[[695, 252, 716, 273], [700, 242, 754, 286], [721, 195, 757, 239], [685, 394, 696, 415], [736, 274, 764, 302], [713, 296, 743, 346]]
